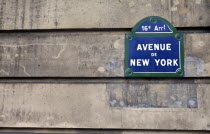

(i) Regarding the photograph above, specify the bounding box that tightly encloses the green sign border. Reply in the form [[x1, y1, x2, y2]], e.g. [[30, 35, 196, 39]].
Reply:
[[124, 16, 184, 77]]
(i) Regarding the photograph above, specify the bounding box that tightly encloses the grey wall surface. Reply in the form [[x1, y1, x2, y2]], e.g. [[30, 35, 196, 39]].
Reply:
[[0, 0, 209, 133]]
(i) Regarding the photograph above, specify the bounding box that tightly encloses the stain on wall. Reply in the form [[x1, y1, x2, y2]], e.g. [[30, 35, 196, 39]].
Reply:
[[108, 83, 197, 108]]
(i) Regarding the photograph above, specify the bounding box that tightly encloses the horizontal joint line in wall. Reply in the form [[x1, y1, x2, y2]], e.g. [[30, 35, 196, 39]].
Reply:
[[0, 27, 209, 33]]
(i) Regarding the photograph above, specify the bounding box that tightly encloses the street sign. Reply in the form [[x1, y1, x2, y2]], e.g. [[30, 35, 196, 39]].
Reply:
[[125, 16, 184, 77]]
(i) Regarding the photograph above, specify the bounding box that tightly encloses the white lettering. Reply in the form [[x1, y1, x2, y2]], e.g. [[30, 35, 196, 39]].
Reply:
[[155, 59, 160, 66], [173, 59, 178, 66], [154, 26, 158, 31], [130, 59, 135, 66], [154, 44, 159, 50], [166, 43, 171, 50], [137, 44, 142, 51], [160, 44, 165, 50], [160, 59, 166, 66], [155, 59, 179, 66], [148, 44, 153, 50], [142, 44, 148, 50], [136, 43, 172, 51], [129, 59, 150, 66], [137, 59, 141, 66], [167, 59, 172, 66], [142, 59, 150, 66]]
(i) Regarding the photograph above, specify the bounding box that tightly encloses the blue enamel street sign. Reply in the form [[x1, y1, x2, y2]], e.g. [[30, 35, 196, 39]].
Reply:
[[125, 16, 184, 77]]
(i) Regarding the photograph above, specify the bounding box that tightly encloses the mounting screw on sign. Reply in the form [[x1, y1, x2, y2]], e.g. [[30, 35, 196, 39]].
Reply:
[[126, 34, 133, 40], [125, 68, 133, 76], [175, 34, 182, 40], [125, 16, 184, 77], [176, 69, 183, 76], [149, 17, 157, 24]]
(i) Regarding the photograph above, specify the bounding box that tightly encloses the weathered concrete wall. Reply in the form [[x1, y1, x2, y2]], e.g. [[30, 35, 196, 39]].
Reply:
[[0, 33, 208, 77], [0, 0, 209, 133], [0, 79, 209, 130], [0, 0, 209, 29]]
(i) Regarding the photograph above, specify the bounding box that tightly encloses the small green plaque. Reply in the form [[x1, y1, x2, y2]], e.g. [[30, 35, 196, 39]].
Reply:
[[125, 16, 184, 77]]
